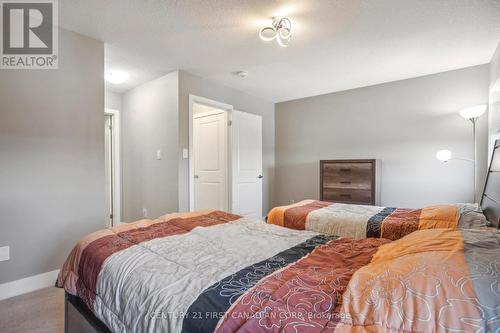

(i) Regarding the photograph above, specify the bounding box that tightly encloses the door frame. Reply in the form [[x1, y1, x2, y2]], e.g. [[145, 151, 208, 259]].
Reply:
[[188, 94, 233, 212], [104, 108, 121, 226]]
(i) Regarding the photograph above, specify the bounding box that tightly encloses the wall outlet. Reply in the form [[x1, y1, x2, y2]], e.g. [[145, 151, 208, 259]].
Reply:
[[289, 199, 295, 204], [142, 208, 148, 218], [182, 148, 189, 159], [156, 149, 162, 160], [0, 246, 10, 262]]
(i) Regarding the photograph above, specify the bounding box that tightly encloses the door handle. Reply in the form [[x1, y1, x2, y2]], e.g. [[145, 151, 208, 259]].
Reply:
[[194, 174, 199, 179], [257, 175, 263, 179]]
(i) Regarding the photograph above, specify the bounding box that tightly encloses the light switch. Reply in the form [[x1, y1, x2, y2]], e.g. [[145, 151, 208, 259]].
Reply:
[[0, 246, 10, 262], [182, 148, 189, 159], [156, 149, 162, 160]]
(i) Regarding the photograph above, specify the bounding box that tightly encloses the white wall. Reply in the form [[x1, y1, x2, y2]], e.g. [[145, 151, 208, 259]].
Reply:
[[489, 43, 500, 150], [105, 89, 122, 110], [0, 29, 104, 284], [121, 72, 179, 221], [275, 65, 489, 208], [178, 71, 275, 215]]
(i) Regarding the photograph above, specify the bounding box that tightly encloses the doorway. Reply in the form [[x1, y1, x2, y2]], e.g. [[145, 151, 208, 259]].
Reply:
[[104, 109, 121, 227], [189, 95, 263, 219]]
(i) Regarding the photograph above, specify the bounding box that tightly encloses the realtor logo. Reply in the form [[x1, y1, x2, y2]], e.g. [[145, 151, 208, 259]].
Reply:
[[1, 0, 58, 69]]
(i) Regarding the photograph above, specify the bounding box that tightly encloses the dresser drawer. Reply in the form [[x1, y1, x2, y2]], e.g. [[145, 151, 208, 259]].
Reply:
[[320, 160, 376, 205], [322, 163, 372, 188], [322, 188, 372, 204]]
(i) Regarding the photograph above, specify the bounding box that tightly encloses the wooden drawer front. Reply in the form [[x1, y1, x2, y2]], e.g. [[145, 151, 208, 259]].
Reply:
[[323, 188, 372, 204], [322, 163, 372, 189]]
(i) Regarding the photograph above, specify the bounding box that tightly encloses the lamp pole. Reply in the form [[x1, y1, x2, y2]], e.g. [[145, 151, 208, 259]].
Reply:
[[442, 104, 486, 203], [470, 117, 477, 203]]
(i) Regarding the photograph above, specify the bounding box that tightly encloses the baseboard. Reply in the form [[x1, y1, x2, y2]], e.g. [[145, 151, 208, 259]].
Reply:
[[0, 269, 59, 301]]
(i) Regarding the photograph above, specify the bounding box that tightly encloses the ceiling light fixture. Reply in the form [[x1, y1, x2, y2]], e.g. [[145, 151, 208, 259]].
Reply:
[[105, 71, 129, 84], [259, 17, 292, 47]]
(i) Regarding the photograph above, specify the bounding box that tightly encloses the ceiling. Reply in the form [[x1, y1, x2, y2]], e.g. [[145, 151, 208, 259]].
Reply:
[[59, 0, 500, 103]]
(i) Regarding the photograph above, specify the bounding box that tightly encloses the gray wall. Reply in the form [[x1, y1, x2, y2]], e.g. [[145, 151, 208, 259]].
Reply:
[[105, 89, 122, 110], [178, 71, 275, 215], [0, 29, 104, 283], [121, 72, 179, 221], [275, 65, 489, 208]]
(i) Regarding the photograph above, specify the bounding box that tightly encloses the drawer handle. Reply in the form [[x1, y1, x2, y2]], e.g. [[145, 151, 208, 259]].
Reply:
[[340, 181, 351, 184], [340, 194, 352, 198], [340, 168, 351, 172]]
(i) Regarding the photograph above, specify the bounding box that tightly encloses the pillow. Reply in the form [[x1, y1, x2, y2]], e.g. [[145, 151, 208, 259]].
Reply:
[[456, 203, 488, 228]]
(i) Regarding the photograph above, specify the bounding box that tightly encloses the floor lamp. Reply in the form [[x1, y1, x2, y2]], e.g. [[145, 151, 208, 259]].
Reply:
[[436, 104, 487, 203]]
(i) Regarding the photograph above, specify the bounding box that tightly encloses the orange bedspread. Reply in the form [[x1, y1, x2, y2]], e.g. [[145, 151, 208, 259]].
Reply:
[[267, 200, 468, 240], [334, 228, 499, 332]]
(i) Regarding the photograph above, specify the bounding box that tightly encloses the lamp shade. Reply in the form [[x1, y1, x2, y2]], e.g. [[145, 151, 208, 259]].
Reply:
[[436, 149, 452, 162], [459, 105, 487, 119]]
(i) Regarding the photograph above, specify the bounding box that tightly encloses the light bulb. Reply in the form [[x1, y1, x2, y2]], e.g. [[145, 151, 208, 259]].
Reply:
[[436, 150, 452, 162]]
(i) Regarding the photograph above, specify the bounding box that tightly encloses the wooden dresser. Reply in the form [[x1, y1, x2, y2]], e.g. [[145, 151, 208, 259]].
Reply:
[[320, 159, 376, 205]]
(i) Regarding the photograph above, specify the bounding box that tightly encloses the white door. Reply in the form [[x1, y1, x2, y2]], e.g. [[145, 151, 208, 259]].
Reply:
[[193, 110, 228, 211], [231, 110, 263, 219]]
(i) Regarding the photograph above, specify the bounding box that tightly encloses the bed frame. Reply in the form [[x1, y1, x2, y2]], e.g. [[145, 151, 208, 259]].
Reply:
[[65, 293, 111, 333], [64, 140, 500, 332]]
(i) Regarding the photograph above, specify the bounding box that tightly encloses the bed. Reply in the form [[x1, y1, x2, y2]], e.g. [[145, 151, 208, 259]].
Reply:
[[57, 210, 500, 332], [266, 201, 488, 240]]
